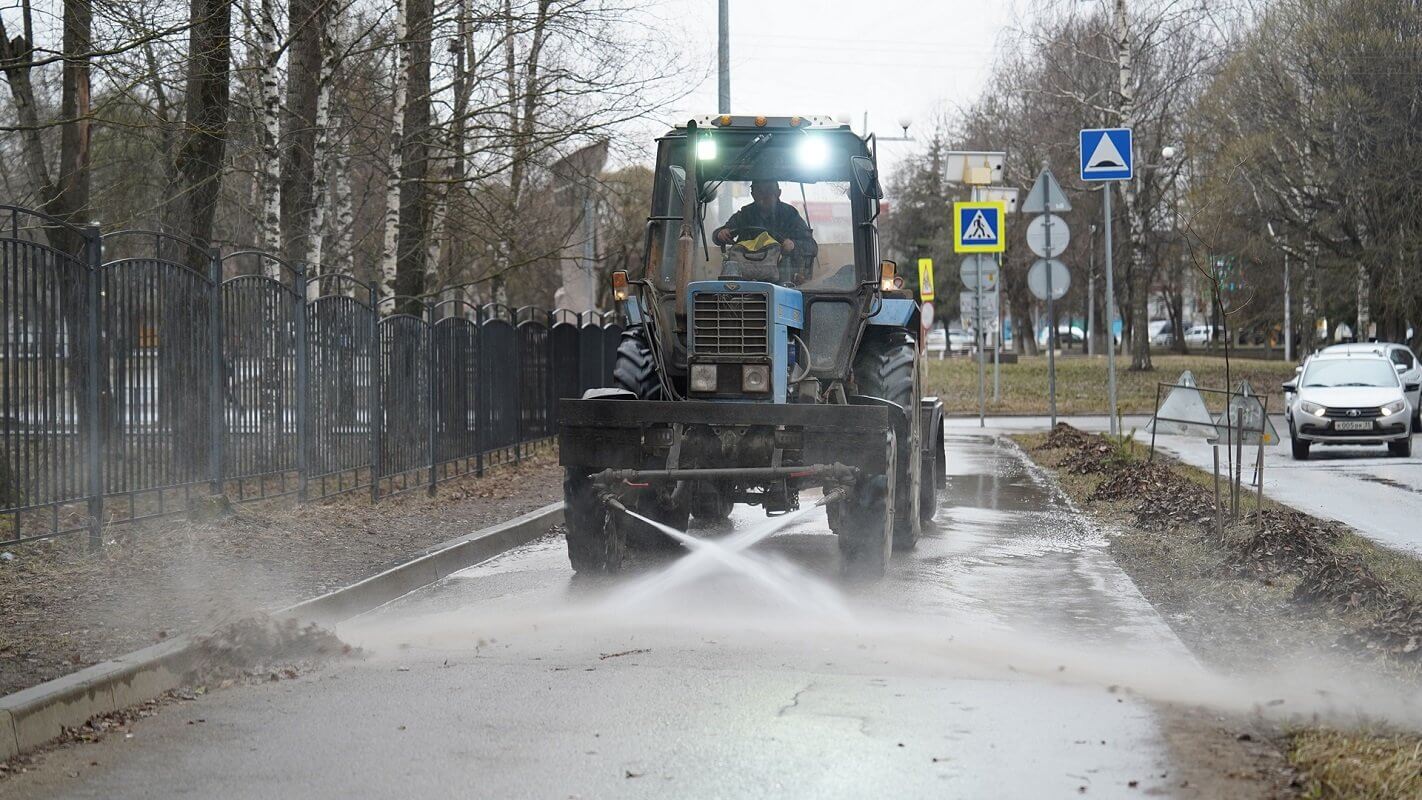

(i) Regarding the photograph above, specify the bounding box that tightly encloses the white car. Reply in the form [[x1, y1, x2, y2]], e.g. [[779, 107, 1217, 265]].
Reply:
[[925, 324, 948, 359], [1183, 324, 1221, 346], [1320, 342, 1422, 432], [1283, 352, 1418, 460]]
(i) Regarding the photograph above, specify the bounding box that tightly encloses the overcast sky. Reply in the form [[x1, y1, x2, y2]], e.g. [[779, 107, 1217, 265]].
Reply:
[[626, 0, 1029, 182]]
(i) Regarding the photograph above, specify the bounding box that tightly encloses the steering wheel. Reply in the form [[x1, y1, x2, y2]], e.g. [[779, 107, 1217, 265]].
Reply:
[[720, 225, 777, 250]]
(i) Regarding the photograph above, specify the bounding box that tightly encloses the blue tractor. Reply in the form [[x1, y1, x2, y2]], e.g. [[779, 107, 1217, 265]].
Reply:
[[559, 115, 945, 578]]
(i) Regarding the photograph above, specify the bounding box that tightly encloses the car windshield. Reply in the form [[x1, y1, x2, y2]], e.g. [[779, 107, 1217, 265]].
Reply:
[[1301, 359, 1399, 388]]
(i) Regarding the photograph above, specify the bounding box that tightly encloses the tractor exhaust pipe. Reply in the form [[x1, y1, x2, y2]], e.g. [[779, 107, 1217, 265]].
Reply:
[[674, 119, 699, 316]]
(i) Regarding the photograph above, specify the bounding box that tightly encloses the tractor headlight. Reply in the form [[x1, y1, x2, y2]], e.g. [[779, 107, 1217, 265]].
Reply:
[[690, 363, 718, 392], [1299, 400, 1327, 416], [797, 135, 828, 167], [696, 135, 717, 161], [741, 364, 770, 393], [1379, 399, 1406, 416]]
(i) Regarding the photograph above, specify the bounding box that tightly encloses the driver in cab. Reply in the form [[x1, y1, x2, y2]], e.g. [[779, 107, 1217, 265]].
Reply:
[[712, 179, 819, 266]]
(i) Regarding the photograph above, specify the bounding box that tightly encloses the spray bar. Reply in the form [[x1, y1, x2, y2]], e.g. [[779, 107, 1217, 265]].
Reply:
[[591, 463, 858, 486]]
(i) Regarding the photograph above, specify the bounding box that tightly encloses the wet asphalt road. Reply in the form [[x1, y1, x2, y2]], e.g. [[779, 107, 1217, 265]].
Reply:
[[10, 434, 1203, 799]]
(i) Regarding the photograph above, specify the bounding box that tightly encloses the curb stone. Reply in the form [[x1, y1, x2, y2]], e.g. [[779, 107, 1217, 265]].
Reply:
[[0, 501, 564, 760]]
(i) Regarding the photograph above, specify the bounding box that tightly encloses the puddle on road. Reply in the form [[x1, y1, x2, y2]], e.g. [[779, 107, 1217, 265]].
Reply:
[[342, 433, 1422, 734]]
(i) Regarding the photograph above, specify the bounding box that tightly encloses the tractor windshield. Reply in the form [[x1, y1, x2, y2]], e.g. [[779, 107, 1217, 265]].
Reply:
[[647, 130, 874, 294]]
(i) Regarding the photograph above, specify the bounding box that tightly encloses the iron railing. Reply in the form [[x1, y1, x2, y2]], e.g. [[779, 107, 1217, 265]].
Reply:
[[0, 206, 622, 546]]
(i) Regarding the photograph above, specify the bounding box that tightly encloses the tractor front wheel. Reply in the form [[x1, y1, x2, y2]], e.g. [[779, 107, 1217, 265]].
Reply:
[[563, 467, 625, 574]]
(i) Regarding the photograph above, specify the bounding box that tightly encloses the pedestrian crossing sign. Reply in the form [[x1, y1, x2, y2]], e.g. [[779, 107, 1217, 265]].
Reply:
[[953, 201, 1006, 253]]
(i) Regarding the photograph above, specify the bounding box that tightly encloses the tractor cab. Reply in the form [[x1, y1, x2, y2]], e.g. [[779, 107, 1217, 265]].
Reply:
[[636, 115, 892, 402]]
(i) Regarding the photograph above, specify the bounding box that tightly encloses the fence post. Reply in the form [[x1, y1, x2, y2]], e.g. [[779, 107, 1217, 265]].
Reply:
[[85, 225, 104, 551], [208, 247, 224, 497], [514, 310, 523, 463], [474, 304, 484, 478], [295, 264, 309, 501], [369, 284, 382, 503], [426, 299, 437, 497], [545, 311, 555, 443]]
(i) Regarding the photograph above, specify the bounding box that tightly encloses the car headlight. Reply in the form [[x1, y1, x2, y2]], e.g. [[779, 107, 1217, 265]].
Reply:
[[741, 364, 770, 393], [690, 363, 718, 392], [1299, 400, 1327, 416], [1379, 399, 1406, 416]]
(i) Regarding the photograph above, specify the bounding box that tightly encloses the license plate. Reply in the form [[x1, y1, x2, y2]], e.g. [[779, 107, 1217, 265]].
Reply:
[[1334, 420, 1373, 431]]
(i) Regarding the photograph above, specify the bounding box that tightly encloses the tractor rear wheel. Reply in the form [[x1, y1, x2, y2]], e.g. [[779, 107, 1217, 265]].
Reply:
[[563, 468, 624, 573], [854, 332, 920, 550], [613, 326, 664, 400]]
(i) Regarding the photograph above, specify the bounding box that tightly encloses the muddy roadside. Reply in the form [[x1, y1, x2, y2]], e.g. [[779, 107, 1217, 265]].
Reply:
[[1015, 424, 1422, 800], [0, 449, 563, 698]]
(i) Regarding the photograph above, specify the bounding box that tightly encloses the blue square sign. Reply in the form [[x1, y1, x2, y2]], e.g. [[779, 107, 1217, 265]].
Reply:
[[1079, 128, 1133, 181], [953, 201, 1005, 253]]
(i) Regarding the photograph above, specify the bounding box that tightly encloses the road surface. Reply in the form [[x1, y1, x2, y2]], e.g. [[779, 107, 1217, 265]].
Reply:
[[943, 415, 1422, 556], [7, 434, 1278, 799]]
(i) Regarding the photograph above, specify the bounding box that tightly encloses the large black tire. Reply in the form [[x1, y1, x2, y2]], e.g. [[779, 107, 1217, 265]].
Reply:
[[854, 331, 919, 550], [609, 326, 687, 550], [829, 431, 896, 579], [564, 468, 624, 573], [613, 327, 664, 400], [831, 474, 894, 579]]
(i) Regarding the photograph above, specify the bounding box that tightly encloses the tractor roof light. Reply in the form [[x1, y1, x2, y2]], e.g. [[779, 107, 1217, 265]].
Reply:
[[696, 135, 717, 161], [611, 270, 629, 301], [797, 134, 829, 168]]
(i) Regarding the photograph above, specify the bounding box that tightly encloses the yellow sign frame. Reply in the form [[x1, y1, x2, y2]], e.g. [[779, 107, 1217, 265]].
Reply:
[[917, 258, 935, 302], [953, 201, 1007, 254]]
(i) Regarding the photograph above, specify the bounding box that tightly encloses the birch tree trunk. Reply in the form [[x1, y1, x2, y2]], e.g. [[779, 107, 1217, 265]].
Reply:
[[1113, 0, 1152, 371], [304, 18, 336, 302], [257, 0, 282, 274], [379, 0, 409, 312]]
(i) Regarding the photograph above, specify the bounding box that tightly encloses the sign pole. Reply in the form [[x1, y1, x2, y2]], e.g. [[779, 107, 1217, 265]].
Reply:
[[1044, 199, 1057, 429], [971, 187, 986, 427], [993, 252, 1001, 401], [1103, 184, 1119, 435]]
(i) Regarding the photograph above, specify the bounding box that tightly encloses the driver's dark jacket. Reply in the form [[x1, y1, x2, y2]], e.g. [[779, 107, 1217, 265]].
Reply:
[[714, 201, 819, 260]]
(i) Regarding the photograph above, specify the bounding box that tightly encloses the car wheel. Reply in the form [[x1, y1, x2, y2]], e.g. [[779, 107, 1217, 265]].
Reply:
[[1289, 424, 1310, 460], [1389, 436, 1412, 458]]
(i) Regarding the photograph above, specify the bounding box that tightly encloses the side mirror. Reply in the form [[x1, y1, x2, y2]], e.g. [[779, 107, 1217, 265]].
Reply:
[[1282, 380, 1297, 392], [850, 155, 883, 199], [1396, 362, 1407, 372], [1294, 365, 1303, 374]]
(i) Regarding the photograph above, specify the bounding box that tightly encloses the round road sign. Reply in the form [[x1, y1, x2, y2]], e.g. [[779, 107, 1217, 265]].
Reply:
[[1028, 258, 1071, 301], [958, 255, 998, 290], [1026, 214, 1070, 259]]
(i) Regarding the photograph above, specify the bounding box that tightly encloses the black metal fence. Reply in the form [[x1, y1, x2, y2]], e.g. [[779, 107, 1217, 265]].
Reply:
[[0, 205, 622, 546]]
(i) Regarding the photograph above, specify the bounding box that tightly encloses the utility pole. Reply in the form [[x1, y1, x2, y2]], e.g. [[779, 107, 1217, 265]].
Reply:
[[1283, 248, 1292, 362], [717, 0, 729, 114]]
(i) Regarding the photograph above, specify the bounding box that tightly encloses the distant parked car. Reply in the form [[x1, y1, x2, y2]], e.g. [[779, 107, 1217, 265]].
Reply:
[[925, 324, 948, 360], [1184, 324, 1221, 346], [1283, 352, 1418, 459], [1321, 342, 1422, 431], [1036, 325, 1085, 348], [948, 327, 975, 355]]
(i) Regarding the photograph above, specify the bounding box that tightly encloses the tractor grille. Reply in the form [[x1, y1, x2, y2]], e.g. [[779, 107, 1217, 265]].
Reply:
[[692, 292, 770, 358]]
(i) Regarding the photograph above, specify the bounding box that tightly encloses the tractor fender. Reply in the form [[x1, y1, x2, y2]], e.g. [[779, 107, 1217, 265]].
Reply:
[[920, 397, 947, 487], [866, 297, 918, 329], [848, 394, 912, 474]]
